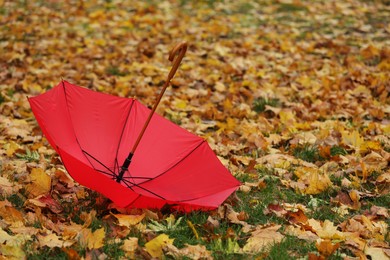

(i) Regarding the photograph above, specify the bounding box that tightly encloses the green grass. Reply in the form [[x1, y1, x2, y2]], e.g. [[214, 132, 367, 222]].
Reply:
[[15, 148, 40, 162], [102, 239, 125, 259], [276, 3, 308, 13], [265, 236, 316, 259], [330, 146, 348, 156], [253, 97, 280, 113], [292, 144, 323, 163], [7, 193, 25, 209], [26, 246, 68, 260], [105, 66, 127, 76]]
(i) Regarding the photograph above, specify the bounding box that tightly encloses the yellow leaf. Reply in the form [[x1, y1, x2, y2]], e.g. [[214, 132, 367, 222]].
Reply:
[[342, 130, 364, 151], [145, 234, 174, 259], [0, 227, 31, 247], [122, 237, 138, 259], [26, 168, 51, 197], [294, 167, 332, 195], [308, 219, 345, 240], [5, 141, 20, 157], [360, 140, 381, 153], [37, 232, 74, 248], [0, 244, 25, 259], [78, 228, 105, 250], [111, 213, 145, 227]]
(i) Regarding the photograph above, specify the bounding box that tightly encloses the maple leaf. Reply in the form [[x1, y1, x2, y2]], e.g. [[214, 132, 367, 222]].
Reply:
[[37, 232, 74, 248], [25, 168, 51, 198], [243, 224, 284, 254], [307, 219, 345, 240], [122, 237, 139, 259], [78, 227, 105, 250], [165, 243, 213, 260], [293, 167, 332, 195], [112, 212, 145, 228], [315, 239, 340, 258]]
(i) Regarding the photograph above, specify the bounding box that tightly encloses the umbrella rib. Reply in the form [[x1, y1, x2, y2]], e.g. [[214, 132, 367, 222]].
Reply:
[[61, 82, 117, 179], [122, 176, 152, 180], [121, 178, 165, 200], [82, 149, 117, 177], [134, 139, 206, 186], [95, 169, 116, 178], [115, 98, 136, 167]]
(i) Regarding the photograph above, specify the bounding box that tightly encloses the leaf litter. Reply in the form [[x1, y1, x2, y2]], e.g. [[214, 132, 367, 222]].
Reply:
[[0, 0, 389, 259]]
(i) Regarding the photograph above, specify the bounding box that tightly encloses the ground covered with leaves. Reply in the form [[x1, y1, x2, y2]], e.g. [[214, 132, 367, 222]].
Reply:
[[0, 0, 389, 259]]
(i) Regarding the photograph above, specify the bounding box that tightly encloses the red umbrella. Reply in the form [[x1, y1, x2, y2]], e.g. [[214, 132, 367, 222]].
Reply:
[[29, 42, 240, 211]]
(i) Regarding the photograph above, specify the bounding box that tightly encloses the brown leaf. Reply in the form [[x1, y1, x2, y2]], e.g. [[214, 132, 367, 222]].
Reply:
[[286, 209, 308, 225], [165, 244, 213, 260], [243, 224, 284, 254], [316, 239, 340, 257]]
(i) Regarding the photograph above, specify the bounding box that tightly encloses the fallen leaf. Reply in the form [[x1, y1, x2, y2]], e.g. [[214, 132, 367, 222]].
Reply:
[[26, 168, 51, 197], [243, 224, 284, 254], [122, 237, 138, 259], [0, 176, 22, 196], [315, 239, 340, 258], [365, 246, 390, 260], [145, 234, 174, 259], [293, 167, 332, 195], [307, 219, 345, 240], [27, 194, 63, 214], [165, 244, 213, 260], [37, 232, 74, 248], [78, 228, 105, 250], [111, 213, 145, 228], [0, 244, 26, 259]]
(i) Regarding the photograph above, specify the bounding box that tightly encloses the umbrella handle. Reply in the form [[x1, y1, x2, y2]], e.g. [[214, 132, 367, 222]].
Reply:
[[167, 41, 188, 82], [117, 42, 188, 183]]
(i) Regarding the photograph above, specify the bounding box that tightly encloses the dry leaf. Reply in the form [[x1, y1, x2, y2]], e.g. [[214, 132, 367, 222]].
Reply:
[[78, 228, 105, 250], [37, 232, 74, 248], [26, 168, 51, 197], [111, 213, 145, 227], [165, 244, 213, 260], [145, 234, 174, 259], [243, 225, 284, 254], [122, 237, 138, 259], [315, 239, 340, 257], [307, 219, 345, 240]]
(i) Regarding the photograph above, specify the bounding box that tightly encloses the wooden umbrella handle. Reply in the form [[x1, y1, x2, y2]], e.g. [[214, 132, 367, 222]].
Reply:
[[167, 41, 188, 82], [130, 41, 188, 154], [117, 42, 188, 182]]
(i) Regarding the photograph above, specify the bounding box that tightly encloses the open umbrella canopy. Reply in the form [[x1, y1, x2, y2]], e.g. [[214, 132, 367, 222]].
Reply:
[[28, 44, 240, 211]]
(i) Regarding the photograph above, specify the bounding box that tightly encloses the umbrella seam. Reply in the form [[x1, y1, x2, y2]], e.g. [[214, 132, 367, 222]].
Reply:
[[62, 81, 105, 177], [114, 98, 136, 176], [135, 139, 206, 186]]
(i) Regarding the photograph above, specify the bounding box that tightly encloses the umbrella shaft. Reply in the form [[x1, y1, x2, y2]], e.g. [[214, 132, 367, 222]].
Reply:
[[116, 152, 134, 182]]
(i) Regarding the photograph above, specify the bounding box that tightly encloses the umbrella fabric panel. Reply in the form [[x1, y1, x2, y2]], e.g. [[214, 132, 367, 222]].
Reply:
[[118, 100, 205, 181], [171, 186, 239, 211], [62, 81, 135, 174], [28, 82, 79, 155], [137, 141, 240, 201]]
